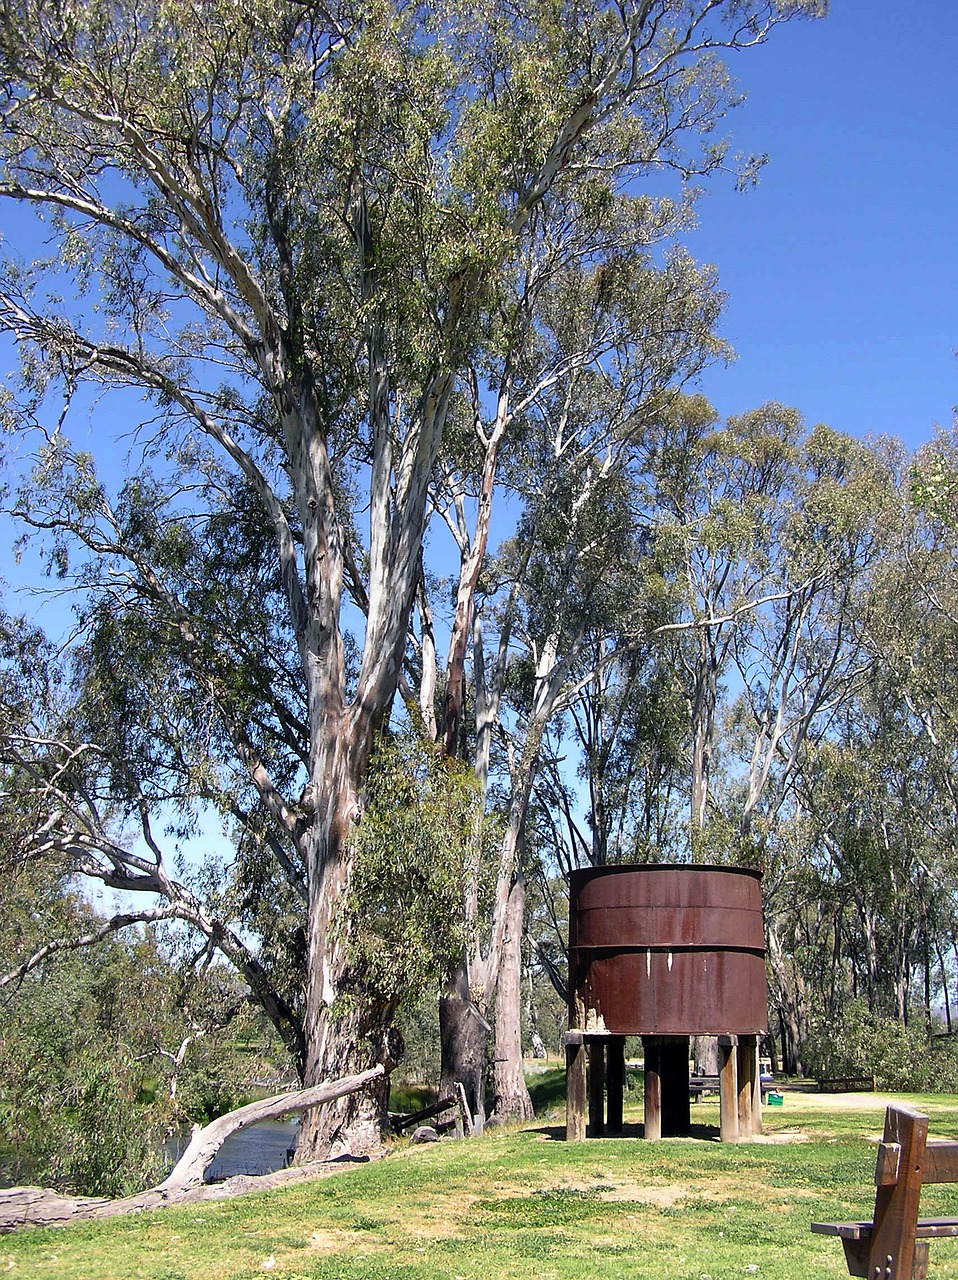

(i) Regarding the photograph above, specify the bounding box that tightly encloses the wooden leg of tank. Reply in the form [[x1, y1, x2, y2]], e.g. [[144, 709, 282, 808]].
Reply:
[[736, 1034, 761, 1136], [642, 1036, 662, 1141], [736, 1036, 754, 1135], [588, 1041, 605, 1137], [661, 1036, 691, 1137], [719, 1035, 739, 1142], [566, 1035, 587, 1141], [606, 1037, 625, 1135]]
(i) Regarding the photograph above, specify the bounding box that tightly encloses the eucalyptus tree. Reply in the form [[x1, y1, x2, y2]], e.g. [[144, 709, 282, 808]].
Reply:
[[726, 431, 957, 1068], [691, 428, 903, 1067], [427, 223, 725, 1118], [545, 641, 689, 868], [0, 0, 823, 1154], [429, 225, 731, 1119], [839, 463, 958, 1026], [797, 673, 951, 1027], [641, 397, 811, 849], [480, 452, 660, 1119], [0, 520, 311, 1069], [725, 427, 903, 852]]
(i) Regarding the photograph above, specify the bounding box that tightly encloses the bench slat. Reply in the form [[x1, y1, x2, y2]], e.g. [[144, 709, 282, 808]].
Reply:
[[916, 1217, 958, 1237], [816, 1076, 876, 1093], [922, 1141, 958, 1184], [813, 1217, 958, 1240], [811, 1220, 871, 1240]]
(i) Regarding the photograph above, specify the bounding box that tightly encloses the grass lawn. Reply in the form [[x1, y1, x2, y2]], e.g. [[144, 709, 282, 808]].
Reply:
[[5, 1079, 958, 1280]]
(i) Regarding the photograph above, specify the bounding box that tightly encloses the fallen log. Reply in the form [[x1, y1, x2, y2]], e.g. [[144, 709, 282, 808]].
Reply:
[[0, 1063, 386, 1233], [388, 1095, 456, 1133], [160, 1064, 385, 1192]]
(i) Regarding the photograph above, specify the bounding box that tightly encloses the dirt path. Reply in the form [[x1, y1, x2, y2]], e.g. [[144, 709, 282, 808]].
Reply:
[[776, 1088, 902, 1111]]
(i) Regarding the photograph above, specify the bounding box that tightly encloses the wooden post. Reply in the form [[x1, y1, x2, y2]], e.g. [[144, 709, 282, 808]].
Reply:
[[588, 1040, 605, 1137], [606, 1037, 625, 1136], [456, 1081, 473, 1137], [565, 1034, 587, 1141], [741, 1034, 762, 1136], [867, 1104, 928, 1280], [736, 1035, 755, 1137], [661, 1036, 692, 1137], [643, 1036, 662, 1141], [719, 1034, 739, 1143]]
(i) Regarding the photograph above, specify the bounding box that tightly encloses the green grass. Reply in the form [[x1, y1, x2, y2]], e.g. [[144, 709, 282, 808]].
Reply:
[[6, 1085, 958, 1279]]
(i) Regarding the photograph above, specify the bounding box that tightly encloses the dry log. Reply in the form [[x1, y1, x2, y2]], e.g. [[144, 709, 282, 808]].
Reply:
[[160, 1063, 385, 1192], [0, 1063, 386, 1234], [0, 1157, 374, 1232], [389, 1094, 456, 1133]]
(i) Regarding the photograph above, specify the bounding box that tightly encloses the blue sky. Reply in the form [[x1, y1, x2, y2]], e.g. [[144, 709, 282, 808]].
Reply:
[[688, 1, 957, 451], [3, 0, 954, 605], [2, 2, 952, 897]]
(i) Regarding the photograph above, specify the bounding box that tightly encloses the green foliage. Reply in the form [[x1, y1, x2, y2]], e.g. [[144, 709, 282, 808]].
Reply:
[[338, 732, 495, 1011], [802, 1001, 958, 1093], [912, 423, 958, 532], [0, 947, 170, 1196], [390, 990, 443, 1093]]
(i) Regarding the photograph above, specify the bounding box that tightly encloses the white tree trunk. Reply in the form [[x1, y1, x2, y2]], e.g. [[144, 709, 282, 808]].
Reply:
[[160, 1065, 386, 1192], [0, 1066, 387, 1234]]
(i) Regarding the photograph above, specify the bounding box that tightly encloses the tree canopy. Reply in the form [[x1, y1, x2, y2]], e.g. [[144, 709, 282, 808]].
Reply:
[[1, 0, 839, 1157]]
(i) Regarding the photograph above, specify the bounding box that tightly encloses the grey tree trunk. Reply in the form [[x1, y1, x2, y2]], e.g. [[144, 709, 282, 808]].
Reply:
[[439, 976, 490, 1133], [294, 730, 399, 1159], [767, 924, 805, 1075], [691, 1035, 718, 1076], [491, 875, 534, 1122]]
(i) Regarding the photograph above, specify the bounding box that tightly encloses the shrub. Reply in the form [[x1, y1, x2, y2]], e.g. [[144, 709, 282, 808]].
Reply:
[[802, 999, 958, 1092]]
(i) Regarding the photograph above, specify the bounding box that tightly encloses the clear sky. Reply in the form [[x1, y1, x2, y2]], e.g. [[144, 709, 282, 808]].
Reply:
[[2, 1, 954, 571], [688, 1, 957, 452]]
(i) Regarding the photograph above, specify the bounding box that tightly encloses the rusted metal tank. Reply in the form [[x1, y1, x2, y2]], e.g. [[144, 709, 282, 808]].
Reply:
[[568, 864, 767, 1036]]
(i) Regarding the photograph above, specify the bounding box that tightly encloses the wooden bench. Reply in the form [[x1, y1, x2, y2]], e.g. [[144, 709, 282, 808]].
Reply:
[[812, 1104, 958, 1279], [689, 1074, 720, 1101], [817, 1075, 877, 1094], [690, 1074, 777, 1103]]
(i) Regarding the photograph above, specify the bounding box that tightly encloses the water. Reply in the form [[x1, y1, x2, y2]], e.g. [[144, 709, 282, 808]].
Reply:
[[0, 1119, 301, 1190], [185, 1117, 301, 1182], [162, 1116, 300, 1182]]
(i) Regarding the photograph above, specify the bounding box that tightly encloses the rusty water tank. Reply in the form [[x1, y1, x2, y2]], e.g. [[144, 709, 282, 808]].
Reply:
[[568, 864, 767, 1036]]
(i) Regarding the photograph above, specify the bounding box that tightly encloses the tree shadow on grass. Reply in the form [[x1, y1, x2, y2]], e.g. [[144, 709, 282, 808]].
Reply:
[[526, 1121, 721, 1142]]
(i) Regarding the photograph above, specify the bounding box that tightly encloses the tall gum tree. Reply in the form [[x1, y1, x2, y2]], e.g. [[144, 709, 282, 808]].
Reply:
[[0, 0, 824, 1155], [429, 233, 728, 1119], [765, 435, 958, 1064]]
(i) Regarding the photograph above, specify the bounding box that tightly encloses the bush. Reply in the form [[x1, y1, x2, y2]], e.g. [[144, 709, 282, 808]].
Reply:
[[0, 1029, 169, 1197], [802, 999, 958, 1092], [339, 730, 498, 1009]]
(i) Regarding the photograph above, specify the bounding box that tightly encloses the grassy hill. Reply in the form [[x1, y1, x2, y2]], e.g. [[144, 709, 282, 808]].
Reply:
[[5, 1078, 958, 1280]]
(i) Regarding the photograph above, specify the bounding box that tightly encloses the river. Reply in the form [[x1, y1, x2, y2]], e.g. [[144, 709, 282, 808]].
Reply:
[[189, 1117, 301, 1182], [0, 1117, 302, 1189]]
